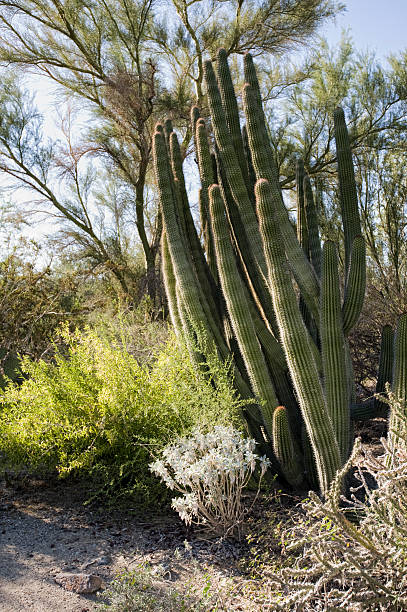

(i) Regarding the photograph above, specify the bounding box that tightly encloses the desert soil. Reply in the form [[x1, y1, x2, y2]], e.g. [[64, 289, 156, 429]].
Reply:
[[0, 474, 248, 612], [0, 420, 387, 612]]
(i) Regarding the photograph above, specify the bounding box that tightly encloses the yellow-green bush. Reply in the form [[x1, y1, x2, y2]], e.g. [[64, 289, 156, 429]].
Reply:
[[0, 326, 245, 508]]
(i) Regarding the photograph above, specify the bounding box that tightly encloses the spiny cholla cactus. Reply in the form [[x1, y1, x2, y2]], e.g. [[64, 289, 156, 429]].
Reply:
[[268, 411, 407, 610], [150, 426, 270, 538]]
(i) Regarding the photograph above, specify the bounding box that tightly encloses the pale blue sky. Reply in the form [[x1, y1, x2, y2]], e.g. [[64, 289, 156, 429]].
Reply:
[[4, 0, 407, 252], [322, 0, 407, 59]]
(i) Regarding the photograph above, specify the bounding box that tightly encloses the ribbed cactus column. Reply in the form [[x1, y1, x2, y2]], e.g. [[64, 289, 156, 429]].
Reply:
[[216, 48, 250, 191], [243, 53, 280, 187], [204, 59, 266, 278], [161, 231, 182, 336], [389, 314, 407, 449], [153, 130, 212, 340], [242, 81, 320, 323], [209, 184, 279, 439], [256, 178, 341, 494], [242, 124, 256, 197], [296, 159, 313, 333], [296, 159, 308, 253], [195, 120, 218, 280], [374, 325, 394, 415], [342, 235, 366, 336], [321, 241, 349, 461], [273, 406, 304, 488], [304, 173, 322, 279], [334, 107, 362, 276]]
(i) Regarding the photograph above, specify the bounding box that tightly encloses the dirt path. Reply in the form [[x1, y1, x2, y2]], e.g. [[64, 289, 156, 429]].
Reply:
[[0, 476, 179, 611], [0, 476, 246, 612]]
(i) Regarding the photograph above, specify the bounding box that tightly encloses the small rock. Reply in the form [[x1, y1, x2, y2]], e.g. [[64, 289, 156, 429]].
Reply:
[[54, 572, 104, 594], [98, 555, 112, 565], [81, 555, 112, 570]]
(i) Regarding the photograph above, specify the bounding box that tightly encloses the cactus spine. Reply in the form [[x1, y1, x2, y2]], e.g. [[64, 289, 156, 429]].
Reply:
[[153, 50, 399, 495]]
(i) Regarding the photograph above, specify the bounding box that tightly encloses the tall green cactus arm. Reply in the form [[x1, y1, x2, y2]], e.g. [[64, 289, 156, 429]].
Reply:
[[154, 132, 220, 347], [199, 188, 218, 282], [214, 144, 279, 336], [243, 52, 263, 110], [243, 83, 320, 323], [216, 48, 250, 190], [256, 178, 341, 494], [392, 315, 407, 403], [209, 183, 279, 438], [341, 235, 366, 336], [204, 59, 267, 278], [162, 231, 183, 336], [170, 131, 215, 288], [170, 132, 214, 273], [375, 325, 394, 415], [170, 136, 229, 362], [243, 54, 280, 186], [389, 314, 407, 447], [273, 406, 304, 488], [195, 120, 218, 277], [191, 105, 201, 151], [321, 241, 350, 461], [170, 132, 220, 315], [164, 118, 173, 146], [153, 130, 204, 329], [196, 120, 215, 187], [153, 130, 205, 322], [296, 159, 309, 253], [304, 173, 322, 279], [242, 125, 256, 197], [241, 82, 278, 188], [333, 107, 362, 276], [154, 130, 253, 401], [297, 159, 314, 338]]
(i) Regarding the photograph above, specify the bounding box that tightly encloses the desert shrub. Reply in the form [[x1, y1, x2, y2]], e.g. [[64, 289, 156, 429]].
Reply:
[[0, 326, 245, 508], [0, 241, 83, 386], [151, 426, 270, 538], [86, 295, 170, 365], [98, 563, 218, 611], [269, 393, 407, 610]]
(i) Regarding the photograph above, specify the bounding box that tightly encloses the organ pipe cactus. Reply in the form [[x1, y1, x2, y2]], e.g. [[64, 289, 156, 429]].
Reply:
[[389, 314, 407, 449], [273, 406, 304, 488], [153, 49, 399, 495]]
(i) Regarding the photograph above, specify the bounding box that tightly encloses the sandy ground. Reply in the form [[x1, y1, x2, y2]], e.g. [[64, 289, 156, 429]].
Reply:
[[0, 476, 178, 611], [0, 475, 247, 612]]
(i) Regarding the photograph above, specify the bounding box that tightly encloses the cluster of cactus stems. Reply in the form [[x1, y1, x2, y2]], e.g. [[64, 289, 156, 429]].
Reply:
[[153, 50, 407, 495]]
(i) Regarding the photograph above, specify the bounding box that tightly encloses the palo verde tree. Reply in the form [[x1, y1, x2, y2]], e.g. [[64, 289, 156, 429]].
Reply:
[[0, 0, 342, 303]]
